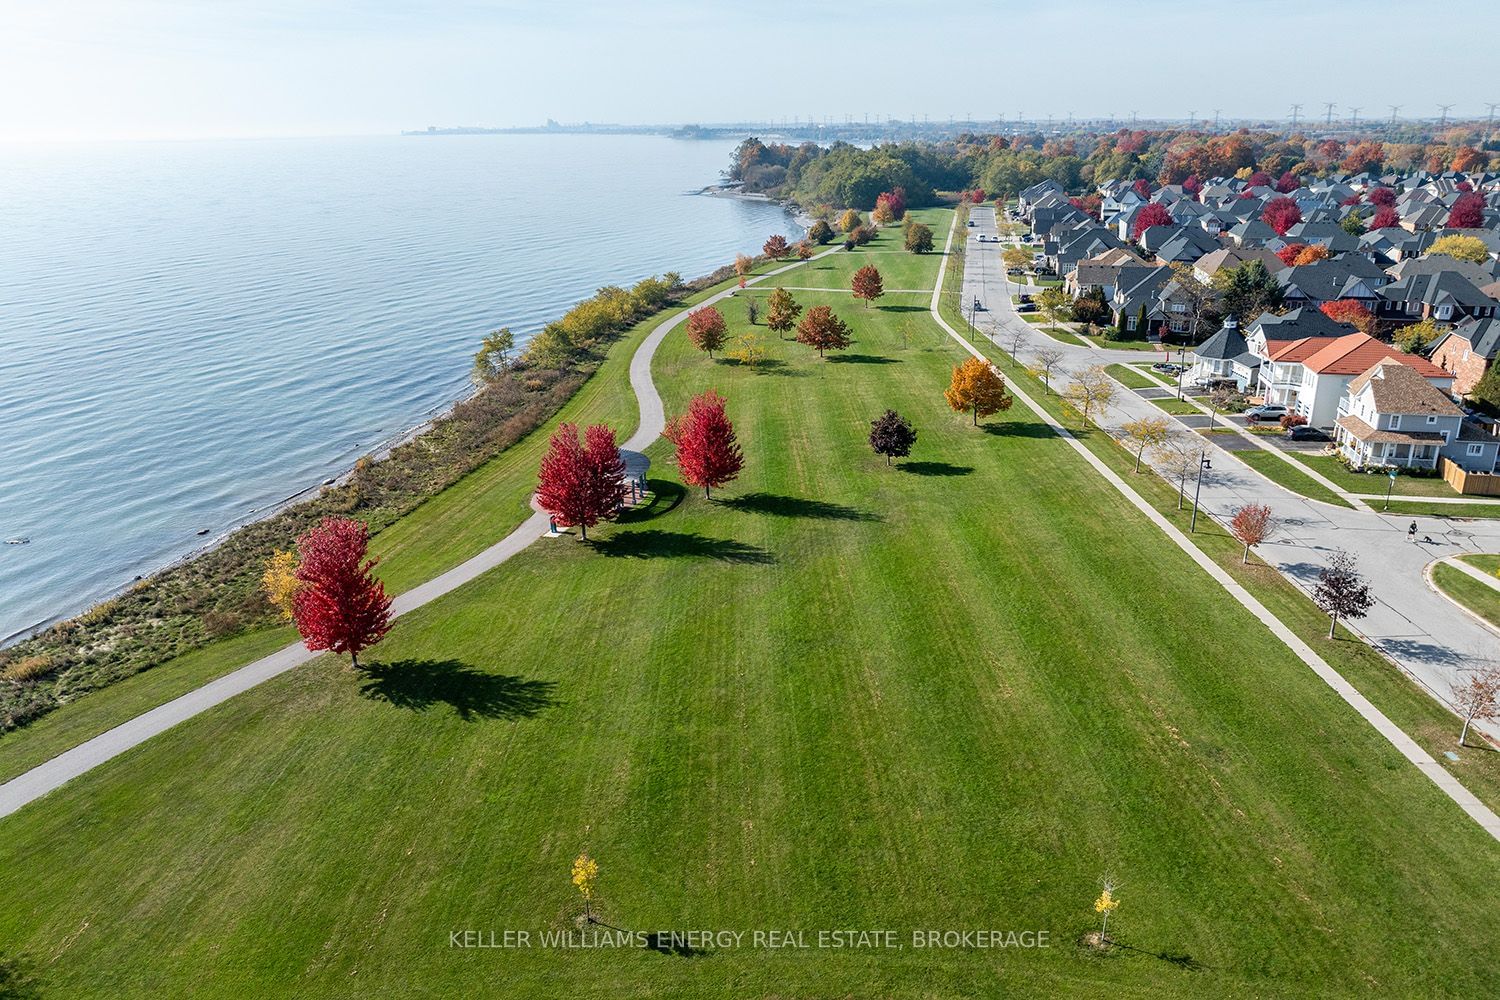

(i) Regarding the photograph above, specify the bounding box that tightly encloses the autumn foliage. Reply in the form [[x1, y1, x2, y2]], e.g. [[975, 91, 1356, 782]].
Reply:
[[945, 357, 1013, 425], [1261, 197, 1302, 236], [765, 286, 802, 337], [795, 304, 853, 357], [1320, 299, 1376, 334], [666, 390, 743, 498], [763, 234, 790, 259], [1275, 243, 1304, 267], [1370, 205, 1400, 229], [1274, 171, 1300, 193], [1367, 186, 1396, 207], [873, 188, 907, 223], [1131, 203, 1173, 240], [291, 517, 392, 668], [536, 423, 627, 541], [851, 264, 884, 307], [685, 306, 728, 357], [1448, 192, 1485, 229], [1230, 504, 1275, 564], [869, 410, 917, 466], [1292, 243, 1329, 266]]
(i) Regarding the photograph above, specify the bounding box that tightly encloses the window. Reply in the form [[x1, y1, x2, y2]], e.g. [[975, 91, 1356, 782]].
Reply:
[[1169, 319, 1188, 333], [1126, 316, 1138, 331], [1389, 415, 1401, 430], [1170, 303, 1187, 313], [1468, 443, 1484, 456], [1427, 415, 1438, 424]]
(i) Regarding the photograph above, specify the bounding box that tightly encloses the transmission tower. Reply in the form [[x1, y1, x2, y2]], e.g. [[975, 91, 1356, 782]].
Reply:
[[1486, 102, 1499, 129], [1289, 103, 1302, 127], [1323, 102, 1336, 126], [1388, 105, 1401, 125], [1213, 109, 1221, 129], [1438, 104, 1454, 128], [1348, 106, 1360, 127]]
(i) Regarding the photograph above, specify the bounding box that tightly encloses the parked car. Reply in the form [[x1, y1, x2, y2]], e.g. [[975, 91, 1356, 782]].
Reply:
[[1285, 425, 1328, 441], [1244, 404, 1289, 422], [1151, 362, 1183, 374], [1015, 301, 1037, 312], [967, 220, 976, 227]]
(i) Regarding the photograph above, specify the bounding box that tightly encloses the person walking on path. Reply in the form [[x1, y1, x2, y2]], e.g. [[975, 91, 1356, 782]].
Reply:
[[1408, 521, 1418, 542]]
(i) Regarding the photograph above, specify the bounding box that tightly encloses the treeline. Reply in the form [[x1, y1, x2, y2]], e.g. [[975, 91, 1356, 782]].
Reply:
[[0, 268, 730, 733], [730, 126, 1500, 207]]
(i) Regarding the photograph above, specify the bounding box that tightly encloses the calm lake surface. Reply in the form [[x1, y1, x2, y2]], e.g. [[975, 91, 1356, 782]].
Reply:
[[0, 134, 797, 642]]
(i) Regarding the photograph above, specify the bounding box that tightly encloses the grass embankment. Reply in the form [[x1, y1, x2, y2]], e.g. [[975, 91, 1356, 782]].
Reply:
[[1431, 563, 1500, 630], [1080, 333, 1157, 351], [0, 257, 797, 783], [1147, 397, 1201, 416], [1104, 364, 1157, 390], [0, 210, 1497, 997], [1381, 500, 1500, 519]]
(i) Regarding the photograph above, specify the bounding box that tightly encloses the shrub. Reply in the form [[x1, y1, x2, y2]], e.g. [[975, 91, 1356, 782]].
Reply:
[[1279, 414, 1308, 429], [2, 656, 54, 684]]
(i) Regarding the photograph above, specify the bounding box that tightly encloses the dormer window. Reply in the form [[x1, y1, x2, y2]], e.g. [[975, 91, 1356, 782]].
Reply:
[[1390, 415, 1401, 430]]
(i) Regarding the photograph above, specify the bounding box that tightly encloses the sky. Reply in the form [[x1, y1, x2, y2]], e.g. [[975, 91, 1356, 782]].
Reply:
[[3, 0, 1498, 142]]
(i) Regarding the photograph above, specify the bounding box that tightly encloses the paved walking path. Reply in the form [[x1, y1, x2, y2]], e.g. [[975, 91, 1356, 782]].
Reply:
[[0, 248, 839, 820], [965, 207, 1500, 744], [940, 210, 1500, 840]]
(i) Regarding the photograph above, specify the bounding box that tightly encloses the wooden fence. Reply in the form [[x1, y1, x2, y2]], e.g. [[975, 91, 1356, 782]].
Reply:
[[1439, 457, 1500, 496]]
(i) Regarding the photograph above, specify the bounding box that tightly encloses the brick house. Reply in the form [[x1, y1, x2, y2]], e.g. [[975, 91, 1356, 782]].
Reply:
[[1430, 317, 1500, 396]]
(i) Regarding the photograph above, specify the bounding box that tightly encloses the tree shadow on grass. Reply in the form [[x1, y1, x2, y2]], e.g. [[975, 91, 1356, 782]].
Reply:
[[745, 358, 809, 378], [615, 479, 685, 524], [981, 421, 1056, 439], [828, 353, 898, 365], [644, 932, 713, 958], [0, 953, 40, 1000], [901, 461, 974, 477], [879, 304, 930, 313], [358, 660, 558, 721], [592, 530, 775, 564], [1110, 940, 1205, 972], [718, 492, 880, 522]]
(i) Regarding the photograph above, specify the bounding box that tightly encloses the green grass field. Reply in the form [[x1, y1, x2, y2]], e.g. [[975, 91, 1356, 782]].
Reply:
[[1431, 563, 1500, 629], [1147, 396, 1201, 416], [1380, 500, 1500, 519], [1287, 453, 1459, 498], [1080, 333, 1157, 351], [1232, 450, 1353, 508], [1105, 364, 1158, 390], [1, 217, 1497, 997]]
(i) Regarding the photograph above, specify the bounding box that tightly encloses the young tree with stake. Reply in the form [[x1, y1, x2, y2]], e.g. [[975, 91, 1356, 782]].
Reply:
[[1313, 550, 1374, 638], [291, 517, 393, 669], [1152, 437, 1200, 510], [869, 410, 917, 466], [1032, 348, 1064, 392], [1062, 365, 1116, 426], [1230, 504, 1276, 564], [1451, 667, 1500, 747]]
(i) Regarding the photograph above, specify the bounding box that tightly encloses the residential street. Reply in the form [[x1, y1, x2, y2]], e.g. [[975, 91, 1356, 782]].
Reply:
[[963, 206, 1500, 738]]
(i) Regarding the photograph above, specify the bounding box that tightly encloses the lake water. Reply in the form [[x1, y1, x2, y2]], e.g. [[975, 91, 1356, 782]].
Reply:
[[0, 134, 798, 642]]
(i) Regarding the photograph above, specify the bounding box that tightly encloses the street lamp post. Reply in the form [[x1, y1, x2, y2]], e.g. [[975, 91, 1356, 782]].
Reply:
[[971, 296, 980, 330], [1190, 453, 1212, 532]]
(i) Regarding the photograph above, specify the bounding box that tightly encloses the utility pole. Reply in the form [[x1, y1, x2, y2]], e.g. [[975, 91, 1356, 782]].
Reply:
[[1389, 105, 1401, 125], [1188, 109, 1196, 127], [1348, 106, 1361, 128], [1131, 110, 1138, 126], [1289, 103, 1302, 128], [1324, 101, 1336, 126], [1438, 104, 1454, 128]]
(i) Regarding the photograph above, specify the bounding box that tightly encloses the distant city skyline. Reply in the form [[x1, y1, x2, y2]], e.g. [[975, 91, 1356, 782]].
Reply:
[[4, 0, 1498, 142]]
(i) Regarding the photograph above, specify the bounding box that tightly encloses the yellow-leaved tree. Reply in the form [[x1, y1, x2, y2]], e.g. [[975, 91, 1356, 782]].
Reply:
[[572, 853, 599, 923], [944, 357, 1013, 426], [1094, 881, 1120, 942], [1428, 234, 1490, 264], [261, 550, 300, 621], [1120, 416, 1172, 472]]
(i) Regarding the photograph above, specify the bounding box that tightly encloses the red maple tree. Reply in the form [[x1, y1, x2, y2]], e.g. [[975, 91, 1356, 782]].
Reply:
[[1261, 196, 1302, 236], [795, 304, 853, 357], [1367, 186, 1396, 207], [1132, 178, 1152, 199], [1448, 192, 1485, 229], [1274, 171, 1300, 193], [666, 390, 743, 498], [851, 264, 884, 307], [1320, 299, 1375, 334], [1131, 203, 1173, 240], [292, 517, 392, 668], [1370, 205, 1400, 229], [1275, 243, 1306, 267], [1182, 174, 1202, 199], [536, 422, 627, 541], [1230, 504, 1275, 564], [969, 188, 986, 203], [875, 188, 907, 221], [686, 305, 728, 357], [1247, 171, 1272, 189], [763, 234, 790, 259]]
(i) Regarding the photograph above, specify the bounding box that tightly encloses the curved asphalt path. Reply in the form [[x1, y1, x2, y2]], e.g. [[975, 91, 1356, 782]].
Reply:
[[0, 247, 839, 820]]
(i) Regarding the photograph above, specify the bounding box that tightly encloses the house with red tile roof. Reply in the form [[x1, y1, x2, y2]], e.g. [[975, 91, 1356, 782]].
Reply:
[[1251, 326, 1453, 427]]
